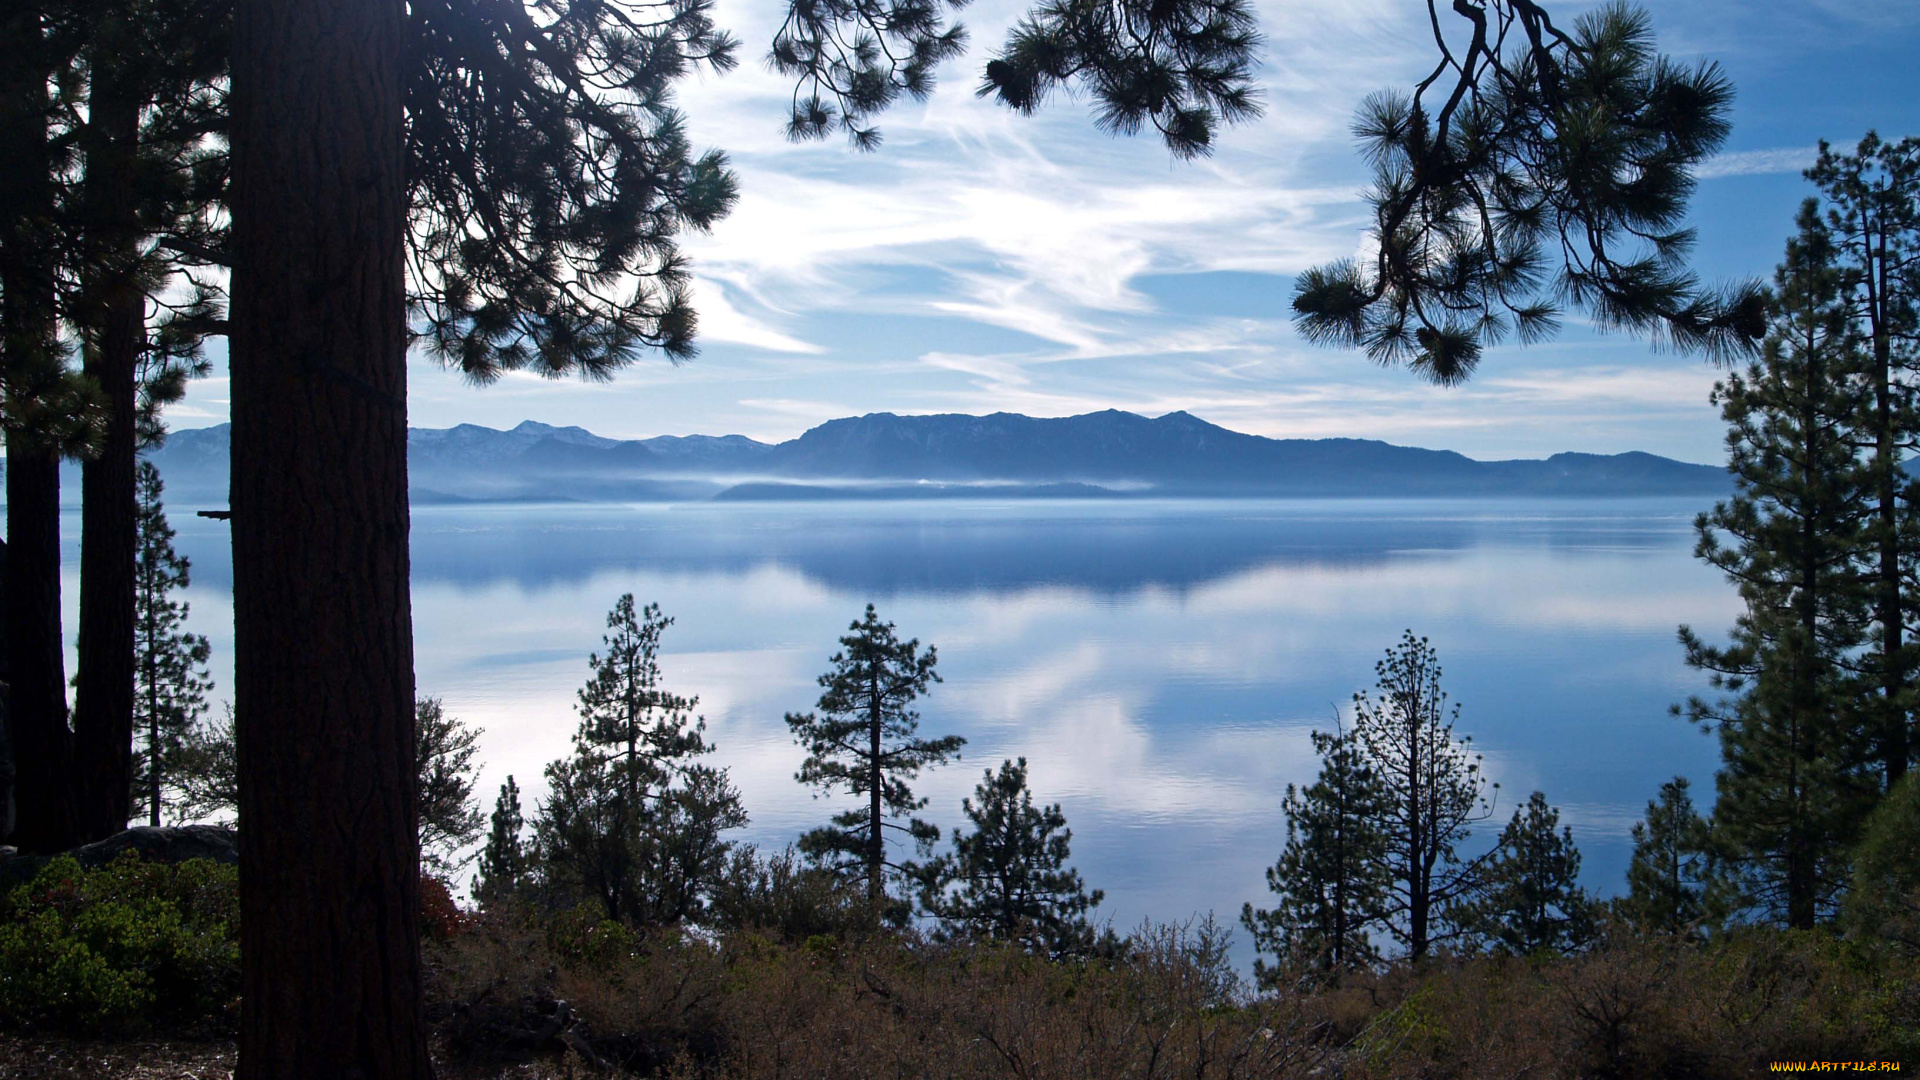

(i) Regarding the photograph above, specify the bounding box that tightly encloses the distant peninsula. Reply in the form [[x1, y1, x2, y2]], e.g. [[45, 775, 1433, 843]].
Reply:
[[137, 409, 1731, 504]]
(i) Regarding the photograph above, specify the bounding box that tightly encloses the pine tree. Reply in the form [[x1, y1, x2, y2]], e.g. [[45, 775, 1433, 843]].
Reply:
[[68, 0, 228, 844], [2, 0, 105, 855], [414, 697, 484, 873], [1679, 201, 1882, 929], [788, 604, 964, 906], [167, 697, 483, 872], [1242, 725, 1392, 986], [474, 776, 527, 907], [917, 757, 1103, 957], [1805, 134, 1920, 792], [1349, 631, 1497, 961], [1460, 791, 1597, 955], [130, 460, 212, 827], [173, 703, 236, 825], [1617, 777, 1718, 938], [534, 596, 746, 925]]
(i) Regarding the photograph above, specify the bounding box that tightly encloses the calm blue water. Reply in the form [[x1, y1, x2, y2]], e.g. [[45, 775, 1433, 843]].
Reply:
[[62, 496, 1736, 963]]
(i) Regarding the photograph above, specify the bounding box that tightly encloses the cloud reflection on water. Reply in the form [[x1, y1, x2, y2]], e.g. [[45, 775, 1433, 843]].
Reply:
[[94, 496, 1735, 967]]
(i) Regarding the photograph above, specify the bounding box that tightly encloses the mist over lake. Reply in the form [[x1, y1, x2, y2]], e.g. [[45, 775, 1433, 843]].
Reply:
[[65, 494, 1734, 960]]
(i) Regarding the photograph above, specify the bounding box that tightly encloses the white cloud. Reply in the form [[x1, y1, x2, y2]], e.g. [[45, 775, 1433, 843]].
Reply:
[[1697, 146, 1816, 179], [688, 278, 824, 354]]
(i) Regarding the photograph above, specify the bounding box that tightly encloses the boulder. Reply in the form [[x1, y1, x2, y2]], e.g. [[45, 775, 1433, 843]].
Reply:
[[0, 824, 239, 890]]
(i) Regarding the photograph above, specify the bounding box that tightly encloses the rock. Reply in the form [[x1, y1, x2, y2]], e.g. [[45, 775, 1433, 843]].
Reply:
[[0, 824, 239, 890]]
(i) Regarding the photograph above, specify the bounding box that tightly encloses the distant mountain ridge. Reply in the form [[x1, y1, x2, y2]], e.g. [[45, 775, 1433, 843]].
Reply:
[[132, 409, 1728, 504]]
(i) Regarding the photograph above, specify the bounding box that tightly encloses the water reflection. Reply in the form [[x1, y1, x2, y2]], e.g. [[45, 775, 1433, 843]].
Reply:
[[65, 496, 1734, 968]]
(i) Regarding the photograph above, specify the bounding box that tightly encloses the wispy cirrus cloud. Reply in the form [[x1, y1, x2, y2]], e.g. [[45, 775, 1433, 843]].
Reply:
[[173, 0, 1912, 463], [1696, 146, 1817, 179]]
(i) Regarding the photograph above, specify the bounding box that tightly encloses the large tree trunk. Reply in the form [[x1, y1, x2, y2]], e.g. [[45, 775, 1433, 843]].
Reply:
[[72, 86, 143, 844], [4, 453, 77, 854], [1, 5, 81, 857], [229, 0, 426, 1073]]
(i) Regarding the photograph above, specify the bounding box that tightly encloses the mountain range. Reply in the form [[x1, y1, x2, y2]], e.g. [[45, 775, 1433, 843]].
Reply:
[[130, 409, 1728, 504]]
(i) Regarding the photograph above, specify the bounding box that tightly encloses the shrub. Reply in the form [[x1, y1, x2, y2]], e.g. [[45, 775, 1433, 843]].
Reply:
[[1846, 770, 1920, 951], [0, 853, 239, 1034], [705, 846, 878, 944], [421, 875, 471, 941]]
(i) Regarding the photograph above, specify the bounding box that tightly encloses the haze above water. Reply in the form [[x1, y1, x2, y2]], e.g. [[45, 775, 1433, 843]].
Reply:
[[66, 496, 1736, 960]]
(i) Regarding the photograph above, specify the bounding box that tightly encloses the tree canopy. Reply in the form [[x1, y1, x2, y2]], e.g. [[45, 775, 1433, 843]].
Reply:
[[788, 604, 963, 905]]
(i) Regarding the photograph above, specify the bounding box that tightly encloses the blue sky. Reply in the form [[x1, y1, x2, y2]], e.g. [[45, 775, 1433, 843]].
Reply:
[[173, 0, 1920, 463]]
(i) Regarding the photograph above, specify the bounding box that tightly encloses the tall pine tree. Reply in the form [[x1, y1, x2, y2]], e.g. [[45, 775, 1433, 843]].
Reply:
[[1242, 724, 1391, 986], [1349, 631, 1497, 960], [534, 596, 746, 925], [2, 0, 104, 856], [788, 604, 963, 906], [1805, 134, 1920, 792], [1679, 201, 1880, 929], [68, 0, 228, 844], [130, 460, 211, 827]]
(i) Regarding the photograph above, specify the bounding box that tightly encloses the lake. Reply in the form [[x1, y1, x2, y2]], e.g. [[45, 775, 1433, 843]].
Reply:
[[63, 496, 1737, 964]]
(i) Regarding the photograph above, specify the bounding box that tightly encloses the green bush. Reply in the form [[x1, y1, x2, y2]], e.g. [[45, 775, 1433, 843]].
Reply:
[[1847, 771, 1920, 951], [0, 853, 239, 1033]]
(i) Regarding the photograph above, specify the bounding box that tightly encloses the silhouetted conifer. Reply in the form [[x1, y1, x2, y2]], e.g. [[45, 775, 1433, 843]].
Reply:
[[475, 776, 527, 907], [917, 757, 1103, 957], [1461, 791, 1598, 955], [415, 698, 484, 873], [534, 596, 746, 925], [1679, 202, 1881, 929], [1350, 631, 1497, 960], [788, 604, 963, 906], [66, 0, 228, 844], [1806, 134, 1920, 792], [1617, 777, 1719, 938], [130, 460, 211, 826], [1242, 725, 1391, 986]]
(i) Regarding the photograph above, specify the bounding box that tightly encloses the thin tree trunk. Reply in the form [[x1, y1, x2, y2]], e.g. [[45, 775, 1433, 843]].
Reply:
[[1407, 723, 1426, 961], [139, 489, 164, 828], [1874, 236, 1909, 790], [229, 0, 426, 1072], [1877, 367, 1905, 791], [72, 86, 143, 843], [148, 693, 160, 828], [1793, 314, 1823, 931], [869, 670, 883, 905]]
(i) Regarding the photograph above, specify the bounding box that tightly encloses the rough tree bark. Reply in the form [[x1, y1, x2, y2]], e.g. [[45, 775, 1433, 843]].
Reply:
[[229, 0, 428, 1073], [1, 4, 81, 856], [72, 82, 143, 844], [3, 454, 75, 855]]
